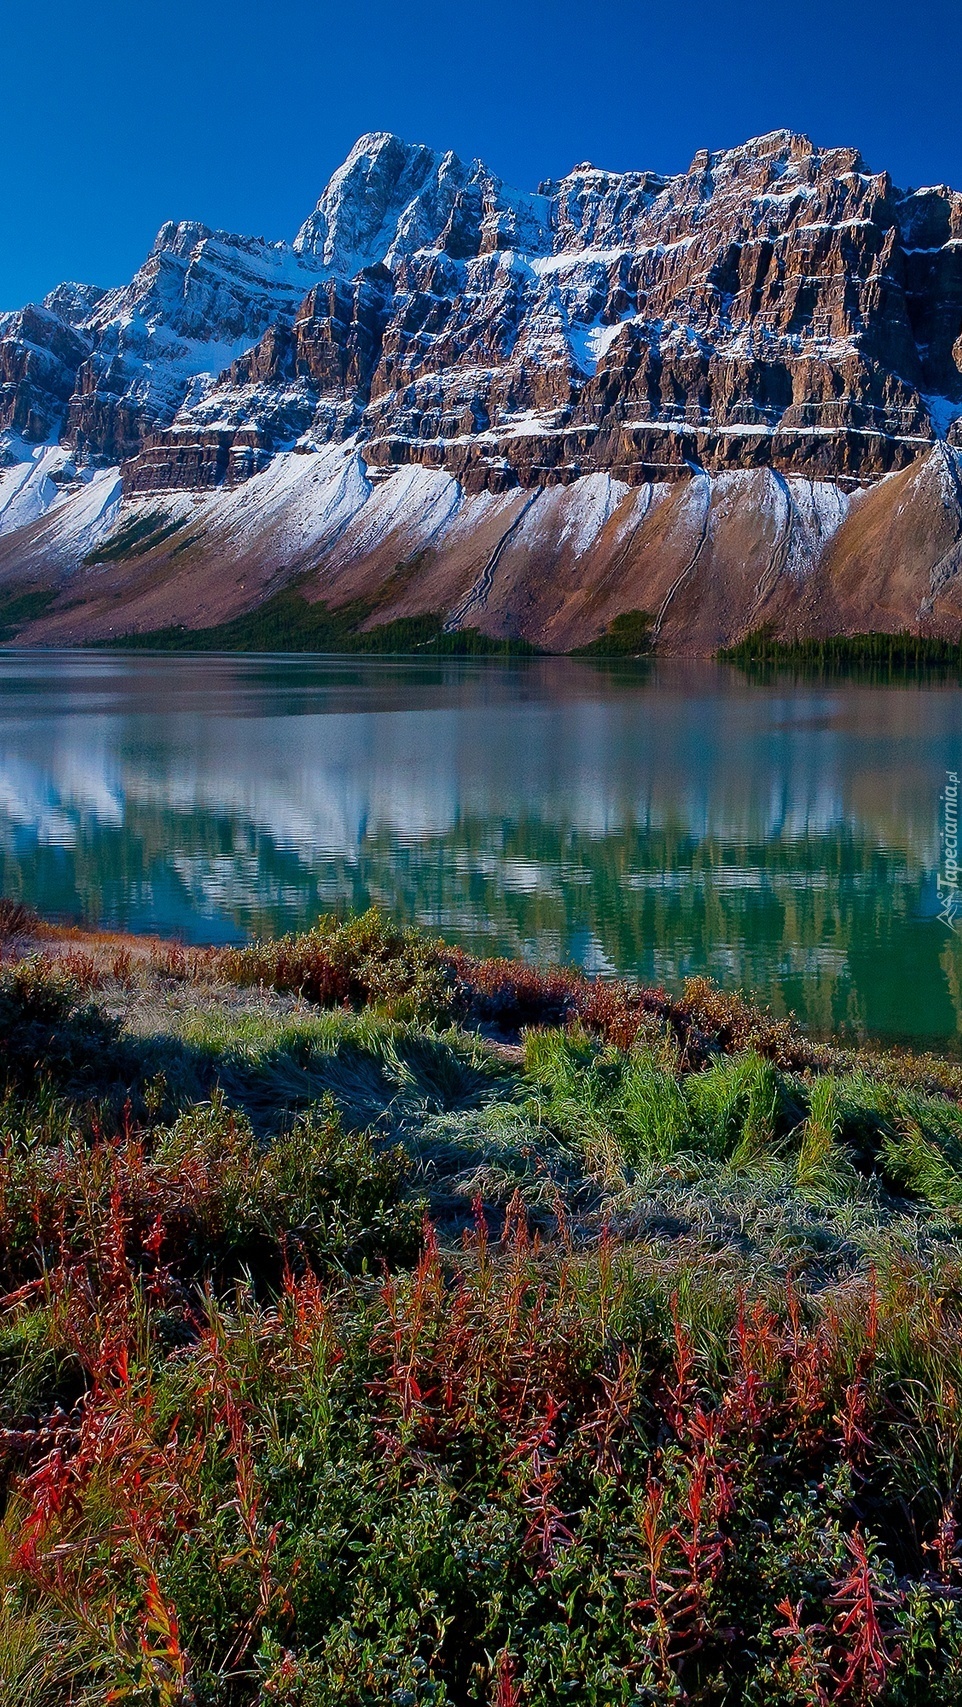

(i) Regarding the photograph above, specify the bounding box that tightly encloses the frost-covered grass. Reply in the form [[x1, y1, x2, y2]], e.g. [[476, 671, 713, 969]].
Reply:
[[4, 912, 962, 1701]]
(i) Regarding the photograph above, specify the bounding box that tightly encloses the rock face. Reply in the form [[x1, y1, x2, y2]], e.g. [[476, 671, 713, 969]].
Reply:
[[0, 304, 93, 443], [155, 127, 962, 489], [0, 224, 327, 466], [3, 126, 962, 649]]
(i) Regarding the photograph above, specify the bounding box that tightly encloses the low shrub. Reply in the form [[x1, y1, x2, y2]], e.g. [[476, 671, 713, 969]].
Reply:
[[0, 899, 38, 939], [221, 909, 455, 1023], [7, 1220, 962, 1703], [0, 958, 126, 1097], [449, 952, 584, 1031], [0, 1093, 421, 1302], [218, 914, 834, 1073], [679, 976, 819, 1069]]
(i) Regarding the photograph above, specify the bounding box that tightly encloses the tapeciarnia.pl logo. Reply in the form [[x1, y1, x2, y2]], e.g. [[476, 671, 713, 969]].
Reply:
[[939, 770, 961, 933]]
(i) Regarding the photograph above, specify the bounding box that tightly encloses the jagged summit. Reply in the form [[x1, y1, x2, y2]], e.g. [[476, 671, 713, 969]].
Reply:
[[293, 132, 463, 271], [293, 131, 552, 273], [4, 123, 961, 467], [708, 127, 812, 160], [41, 281, 108, 325]]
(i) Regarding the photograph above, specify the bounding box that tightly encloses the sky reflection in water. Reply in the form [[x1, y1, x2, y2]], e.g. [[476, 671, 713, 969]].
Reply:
[[0, 650, 958, 1050]]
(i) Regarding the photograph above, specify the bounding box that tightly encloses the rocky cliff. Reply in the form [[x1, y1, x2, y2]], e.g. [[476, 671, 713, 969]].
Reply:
[[2, 127, 962, 650]]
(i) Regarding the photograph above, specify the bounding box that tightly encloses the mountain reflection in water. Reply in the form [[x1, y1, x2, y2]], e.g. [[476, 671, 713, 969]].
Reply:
[[0, 651, 958, 1051]]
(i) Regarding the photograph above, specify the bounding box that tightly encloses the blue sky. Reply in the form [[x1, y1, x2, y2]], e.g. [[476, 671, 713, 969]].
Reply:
[[3, 0, 961, 309]]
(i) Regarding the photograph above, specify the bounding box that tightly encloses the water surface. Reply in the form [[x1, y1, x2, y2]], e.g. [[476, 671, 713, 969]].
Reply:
[[0, 650, 959, 1050]]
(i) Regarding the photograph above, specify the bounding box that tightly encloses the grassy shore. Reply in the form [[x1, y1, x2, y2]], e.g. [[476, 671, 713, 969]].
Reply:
[[1, 907, 962, 1702]]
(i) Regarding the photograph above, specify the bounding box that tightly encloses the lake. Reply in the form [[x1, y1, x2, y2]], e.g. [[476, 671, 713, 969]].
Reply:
[[0, 649, 958, 1051]]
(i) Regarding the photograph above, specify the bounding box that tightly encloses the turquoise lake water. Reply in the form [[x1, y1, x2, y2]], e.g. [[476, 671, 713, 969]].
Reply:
[[0, 649, 959, 1050]]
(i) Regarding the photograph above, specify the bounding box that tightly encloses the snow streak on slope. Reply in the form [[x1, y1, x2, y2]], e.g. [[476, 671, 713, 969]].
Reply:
[[566, 316, 638, 376], [327, 465, 463, 566], [0, 444, 66, 536], [0, 439, 123, 555], [192, 444, 373, 560], [556, 473, 632, 553]]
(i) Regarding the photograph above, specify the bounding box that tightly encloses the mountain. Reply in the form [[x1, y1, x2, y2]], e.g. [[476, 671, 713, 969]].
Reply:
[[2, 127, 962, 651]]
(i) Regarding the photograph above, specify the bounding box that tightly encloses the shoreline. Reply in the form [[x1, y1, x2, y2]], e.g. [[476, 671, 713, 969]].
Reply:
[[4, 901, 961, 1073]]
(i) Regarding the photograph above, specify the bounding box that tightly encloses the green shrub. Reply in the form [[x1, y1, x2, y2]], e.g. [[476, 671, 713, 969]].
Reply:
[[259, 1101, 423, 1273], [221, 909, 454, 1024], [153, 1094, 421, 1280], [573, 608, 655, 657], [0, 958, 124, 1097]]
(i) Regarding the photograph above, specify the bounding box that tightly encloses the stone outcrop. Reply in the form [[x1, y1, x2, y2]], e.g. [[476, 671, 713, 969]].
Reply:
[[0, 305, 92, 443]]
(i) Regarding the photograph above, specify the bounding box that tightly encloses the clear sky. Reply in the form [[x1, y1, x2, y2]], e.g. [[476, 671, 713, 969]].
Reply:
[[3, 0, 961, 309]]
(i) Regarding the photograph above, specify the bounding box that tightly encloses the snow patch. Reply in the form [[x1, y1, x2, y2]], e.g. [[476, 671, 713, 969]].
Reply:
[[567, 315, 637, 375], [784, 477, 852, 576], [333, 464, 462, 563], [0, 443, 69, 536], [200, 443, 372, 559], [42, 469, 124, 557], [0, 439, 123, 556], [558, 474, 631, 554]]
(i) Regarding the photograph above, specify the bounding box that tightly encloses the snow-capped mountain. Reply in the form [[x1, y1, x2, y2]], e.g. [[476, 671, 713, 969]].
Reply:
[[2, 128, 962, 651]]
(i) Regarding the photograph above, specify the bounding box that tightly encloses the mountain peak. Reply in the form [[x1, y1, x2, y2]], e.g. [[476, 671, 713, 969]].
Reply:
[[342, 130, 434, 162], [693, 128, 868, 180], [293, 132, 467, 272], [41, 281, 109, 326], [732, 128, 810, 156], [150, 220, 216, 259]]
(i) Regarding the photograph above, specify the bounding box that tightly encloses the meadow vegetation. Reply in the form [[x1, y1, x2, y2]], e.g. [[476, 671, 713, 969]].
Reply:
[[0, 908, 961, 1702], [571, 612, 654, 658]]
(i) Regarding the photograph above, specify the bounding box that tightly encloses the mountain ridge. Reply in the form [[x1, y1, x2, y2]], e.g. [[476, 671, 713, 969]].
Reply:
[[2, 127, 962, 651]]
